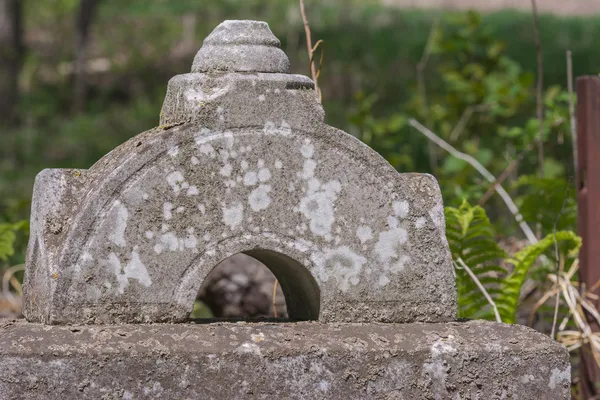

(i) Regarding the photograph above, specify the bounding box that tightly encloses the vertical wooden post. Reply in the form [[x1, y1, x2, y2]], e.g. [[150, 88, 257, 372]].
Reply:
[[577, 76, 600, 398]]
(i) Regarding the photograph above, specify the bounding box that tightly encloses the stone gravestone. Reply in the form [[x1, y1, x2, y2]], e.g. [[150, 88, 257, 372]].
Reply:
[[0, 20, 570, 399]]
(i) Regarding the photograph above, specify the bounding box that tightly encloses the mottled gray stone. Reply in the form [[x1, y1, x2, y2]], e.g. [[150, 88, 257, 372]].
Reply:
[[192, 20, 290, 73], [4, 19, 571, 400], [23, 20, 457, 325], [0, 319, 571, 399]]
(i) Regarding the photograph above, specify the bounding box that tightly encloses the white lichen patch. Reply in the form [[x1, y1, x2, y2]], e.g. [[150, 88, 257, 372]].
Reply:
[[548, 366, 570, 389], [374, 225, 411, 286], [249, 185, 272, 212], [520, 375, 535, 384], [300, 140, 314, 158], [415, 217, 426, 229], [299, 180, 342, 238], [429, 201, 447, 243], [155, 231, 198, 253], [163, 202, 173, 221], [258, 94, 265, 102], [275, 160, 283, 169], [263, 120, 291, 136], [198, 143, 216, 158], [387, 216, 399, 229], [378, 275, 390, 287], [160, 232, 179, 251], [280, 120, 292, 136], [167, 146, 179, 157], [108, 200, 128, 247], [220, 163, 233, 177], [243, 171, 258, 186], [223, 130, 235, 149], [423, 338, 456, 398], [356, 226, 373, 244], [393, 200, 409, 218], [222, 202, 244, 230], [258, 168, 271, 182], [106, 251, 152, 294], [185, 87, 228, 103], [251, 332, 265, 343], [186, 186, 199, 196], [166, 171, 185, 194], [311, 246, 366, 291], [236, 342, 262, 356], [300, 159, 317, 180]]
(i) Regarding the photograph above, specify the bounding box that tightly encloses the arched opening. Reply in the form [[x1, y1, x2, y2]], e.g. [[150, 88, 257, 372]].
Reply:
[[191, 249, 320, 321]]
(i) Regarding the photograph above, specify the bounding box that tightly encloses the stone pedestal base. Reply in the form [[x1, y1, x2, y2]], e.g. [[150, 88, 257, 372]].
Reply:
[[0, 319, 569, 399]]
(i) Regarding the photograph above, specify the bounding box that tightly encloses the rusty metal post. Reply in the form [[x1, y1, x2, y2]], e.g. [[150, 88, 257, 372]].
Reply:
[[577, 76, 600, 398]]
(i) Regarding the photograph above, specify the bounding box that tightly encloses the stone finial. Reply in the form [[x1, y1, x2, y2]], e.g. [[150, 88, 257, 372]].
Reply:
[[159, 20, 318, 128], [192, 20, 290, 73]]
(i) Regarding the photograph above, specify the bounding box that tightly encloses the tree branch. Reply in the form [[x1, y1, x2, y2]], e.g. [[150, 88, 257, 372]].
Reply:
[[417, 16, 441, 172], [409, 118, 538, 245], [299, 0, 321, 101], [478, 145, 532, 206], [449, 103, 490, 142], [531, 0, 544, 179], [567, 50, 577, 178], [456, 258, 502, 323], [72, 0, 102, 114]]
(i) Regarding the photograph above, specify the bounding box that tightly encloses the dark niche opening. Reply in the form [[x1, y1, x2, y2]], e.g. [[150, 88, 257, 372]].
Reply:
[[191, 250, 320, 322]]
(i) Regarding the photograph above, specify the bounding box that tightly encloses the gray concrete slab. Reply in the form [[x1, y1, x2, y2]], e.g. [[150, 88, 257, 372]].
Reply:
[[0, 319, 571, 399]]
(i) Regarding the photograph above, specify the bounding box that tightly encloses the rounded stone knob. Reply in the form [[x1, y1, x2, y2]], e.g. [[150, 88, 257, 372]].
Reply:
[[192, 20, 291, 73]]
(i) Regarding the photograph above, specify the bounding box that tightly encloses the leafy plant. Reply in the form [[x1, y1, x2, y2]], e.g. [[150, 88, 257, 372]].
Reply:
[[0, 221, 29, 263], [445, 200, 507, 319], [446, 201, 581, 323], [496, 230, 581, 323]]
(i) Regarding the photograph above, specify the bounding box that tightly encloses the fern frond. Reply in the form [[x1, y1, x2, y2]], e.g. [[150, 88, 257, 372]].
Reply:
[[496, 230, 581, 323], [445, 200, 507, 319], [0, 221, 29, 262]]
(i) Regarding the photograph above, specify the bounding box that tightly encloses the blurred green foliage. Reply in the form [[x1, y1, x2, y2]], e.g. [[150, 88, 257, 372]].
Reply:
[[1, 1, 596, 270]]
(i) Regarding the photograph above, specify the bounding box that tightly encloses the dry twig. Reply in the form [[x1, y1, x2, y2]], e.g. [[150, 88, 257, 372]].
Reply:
[[567, 50, 577, 177], [531, 0, 544, 179], [408, 118, 538, 245], [299, 0, 322, 101], [551, 184, 570, 338], [2, 264, 24, 312], [530, 259, 600, 370], [478, 146, 531, 206], [456, 258, 502, 323], [416, 16, 441, 171], [449, 103, 489, 142]]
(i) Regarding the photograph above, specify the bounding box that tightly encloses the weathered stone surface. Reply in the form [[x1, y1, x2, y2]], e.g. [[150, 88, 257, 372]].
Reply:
[[192, 20, 290, 73], [23, 20, 457, 325], [6, 19, 571, 400], [0, 319, 570, 399]]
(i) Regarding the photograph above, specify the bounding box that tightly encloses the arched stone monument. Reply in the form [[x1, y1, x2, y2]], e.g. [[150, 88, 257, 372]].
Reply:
[[0, 20, 570, 399]]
